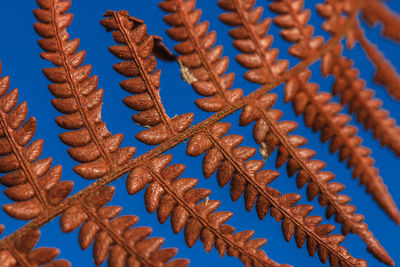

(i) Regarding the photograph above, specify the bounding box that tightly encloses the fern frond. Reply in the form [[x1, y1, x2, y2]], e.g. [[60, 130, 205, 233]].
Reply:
[[158, 0, 393, 264], [218, 0, 289, 84], [33, 0, 136, 180], [0, 63, 73, 221], [0, 108, 286, 267], [317, 1, 400, 159], [32, 4, 289, 265], [321, 42, 400, 158], [220, 0, 398, 224], [0, 225, 70, 266], [0, 59, 186, 267], [218, 0, 399, 232], [99, 13, 287, 265], [186, 122, 366, 266], [239, 91, 393, 265], [0, 0, 396, 265], [0, 80, 253, 254]]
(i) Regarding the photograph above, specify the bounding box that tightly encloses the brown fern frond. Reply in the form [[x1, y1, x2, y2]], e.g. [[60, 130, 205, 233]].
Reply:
[[0, 1, 393, 264], [186, 122, 367, 266], [355, 28, 400, 100], [361, 0, 400, 43], [158, 0, 359, 121], [0, 115, 284, 267], [100, 10, 194, 146], [285, 70, 399, 222], [98, 13, 287, 264], [159, 0, 244, 112], [0, 82, 263, 258], [218, 0, 399, 227], [219, 0, 396, 219], [238, 92, 393, 265], [59, 185, 188, 267], [269, 0, 398, 174], [0, 81, 368, 266], [0, 63, 73, 221], [0, 58, 184, 266], [201, 0, 394, 263], [126, 154, 285, 267], [0, 225, 70, 267], [157, 0, 387, 264], [31, 4, 288, 265], [317, 2, 400, 158], [33, 0, 136, 180]]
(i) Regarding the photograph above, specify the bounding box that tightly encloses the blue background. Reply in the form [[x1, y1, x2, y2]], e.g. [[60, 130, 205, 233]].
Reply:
[[0, 0, 399, 266]]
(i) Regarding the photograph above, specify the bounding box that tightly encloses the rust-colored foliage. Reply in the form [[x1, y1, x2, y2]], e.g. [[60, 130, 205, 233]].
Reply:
[[0, 0, 399, 266]]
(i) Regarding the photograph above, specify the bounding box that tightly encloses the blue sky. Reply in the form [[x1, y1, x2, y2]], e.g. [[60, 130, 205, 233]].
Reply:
[[0, 0, 399, 266]]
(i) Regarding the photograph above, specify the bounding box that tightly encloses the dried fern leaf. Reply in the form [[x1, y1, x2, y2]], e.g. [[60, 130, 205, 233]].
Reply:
[[100, 10, 194, 146], [0, 1, 391, 265], [317, 1, 400, 159], [267, 1, 399, 227], [157, 1, 376, 264], [0, 225, 70, 267], [0, 62, 73, 221], [240, 91, 393, 265], [0, 77, 259, 266], [99, 13, 287, 264], [127, 154, 286, 267], [60, 185, 188, 267], [186, 121, 367, 266], [159, 0, 394, 264], [361, 0, 400, 43], [217, 1, 396, 263], [0, 151, 191, 267], [33, 0, 136, 180], [283, 70, 397, 228], [31, 3, 286, 265], [0, 72, 364, 266]]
